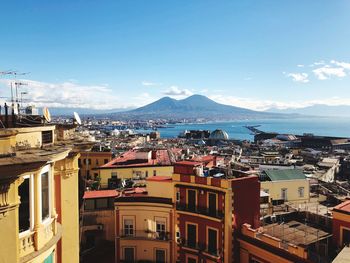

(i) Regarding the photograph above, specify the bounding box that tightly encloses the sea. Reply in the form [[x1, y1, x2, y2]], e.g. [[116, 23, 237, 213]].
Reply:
[[153, 117, 350, 141]]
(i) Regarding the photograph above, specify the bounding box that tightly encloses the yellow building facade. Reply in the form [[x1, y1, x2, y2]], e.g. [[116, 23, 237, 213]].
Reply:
[[261, 179, 310, 203], [97, 149, 174, 189], [115, 177, 175, 263], [0, 123, 91, 263]]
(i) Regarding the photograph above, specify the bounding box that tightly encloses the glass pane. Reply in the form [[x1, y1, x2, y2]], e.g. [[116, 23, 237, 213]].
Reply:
[[156, 249, 165, 263], [19, 178, 30, 232], [124, 247, 134, 262], [187, 224, 196, 248], [96, 198, 108, 209], [41, 172, 50, 221]]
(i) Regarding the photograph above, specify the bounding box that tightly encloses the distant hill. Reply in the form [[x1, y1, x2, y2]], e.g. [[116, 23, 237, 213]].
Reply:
[[108, 94, 290, 120], [47, 107, 134, 116], [266, 104, 350, 117]]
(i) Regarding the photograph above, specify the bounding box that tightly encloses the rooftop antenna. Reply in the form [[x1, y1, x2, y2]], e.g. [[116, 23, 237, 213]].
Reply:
[[73, 111, 82, 125], [43, 107, 51, 123]]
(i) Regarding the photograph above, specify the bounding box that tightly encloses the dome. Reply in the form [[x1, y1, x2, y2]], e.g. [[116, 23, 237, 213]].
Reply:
[[209, 129, 229, 140]]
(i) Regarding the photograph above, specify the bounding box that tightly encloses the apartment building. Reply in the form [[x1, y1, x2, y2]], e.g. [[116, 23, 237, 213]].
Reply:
[[173, 161, 260, 263], [0, 119, 92, 263], [115, 176, 175, 262]]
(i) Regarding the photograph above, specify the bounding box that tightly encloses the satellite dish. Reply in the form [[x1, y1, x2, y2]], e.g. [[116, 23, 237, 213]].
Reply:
[[43, 107, 51, 122], [73, 112, 82, 125]]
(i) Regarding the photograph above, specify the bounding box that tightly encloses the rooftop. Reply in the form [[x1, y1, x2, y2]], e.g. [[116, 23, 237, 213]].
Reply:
[[333, 200, 350, 214], [146, 176, 172, 182], [262, 169, 306, 181], [263, 220, 331, 246], [83, 190, 119, 199], [101, 149, 172, 168]]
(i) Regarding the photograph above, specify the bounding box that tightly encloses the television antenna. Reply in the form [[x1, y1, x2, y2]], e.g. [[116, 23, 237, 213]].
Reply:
[[43, 107, 51, 123], [73, 111, 82, 125]]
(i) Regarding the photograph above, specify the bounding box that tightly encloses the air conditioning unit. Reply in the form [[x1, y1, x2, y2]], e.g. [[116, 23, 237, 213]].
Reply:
[[97, 225, 103, 230]]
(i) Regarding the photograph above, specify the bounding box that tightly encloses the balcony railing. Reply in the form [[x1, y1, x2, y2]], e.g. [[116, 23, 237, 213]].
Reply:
[[19, 231, 35, 257], [19, 217, 59, 259], [176, 203, 224, 219], [120, 230, 170, 241], [181, 239, 221, 257]]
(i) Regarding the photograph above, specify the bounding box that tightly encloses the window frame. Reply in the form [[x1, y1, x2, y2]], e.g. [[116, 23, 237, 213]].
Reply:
[[123, 218, 135, 237], [40, 164, 52, 225], [298, 187, 305, 198], [185, 222, 197, 248], [123, 247, 135, 262], [18, 174, 34, 238], [207, 227, 218, 255], [155, 248, 166, 263]]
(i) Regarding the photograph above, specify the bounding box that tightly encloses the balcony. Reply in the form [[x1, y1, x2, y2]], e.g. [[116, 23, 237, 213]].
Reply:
[[19, 218, 62, 262], [120, 230, 170, 241], [181, 240, 221, 258], [176, 203, 224, 219]]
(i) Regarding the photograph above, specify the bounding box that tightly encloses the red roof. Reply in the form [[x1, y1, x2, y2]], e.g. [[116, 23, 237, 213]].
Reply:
[[123, 187, 148, 197], [334, 200, 350, 213], [101, 149, 172, 168], [83, 190, 119, 199], [175, 161, 202, 166], [147, 176, 172, 182]]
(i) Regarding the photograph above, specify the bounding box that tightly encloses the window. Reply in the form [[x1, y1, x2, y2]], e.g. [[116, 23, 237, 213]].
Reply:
[[104, 159, 109, 164], [94, 173, 98, 180], [188, 190, 196, 211], [86, 159, 91, 165], [95, 159, 99, 165], [42, 130, 53, 144], [208, 193, 217, 216], [187, 257, 197, 263], [124, 247, 135, 263], [78, 159, 81, 168], [176, 192, 180, 202], [19, 176, 32, 233], [156, 221, 166, 240], [155, 249, 166, 263], [145, 171, 148, 177], [41, 170, 50, 221], [343, 228, 350, 246], [298, 187, 305, 198], [153, 170, 157, 176], [96, 198, 108, 209], [124, 219, 134, 236], [187, 224, 197, 248], [85, 199, 95, 210], [208, 228, 218, 255], [111, 172, 118, 178], [281, 188, 288, 201]]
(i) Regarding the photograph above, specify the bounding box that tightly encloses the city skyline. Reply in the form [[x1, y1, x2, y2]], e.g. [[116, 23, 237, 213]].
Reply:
[[1, 1, 350, 110]]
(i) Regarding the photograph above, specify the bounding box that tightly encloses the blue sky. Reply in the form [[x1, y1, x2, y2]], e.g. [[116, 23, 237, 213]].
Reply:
[[1, 1, 350, 110]]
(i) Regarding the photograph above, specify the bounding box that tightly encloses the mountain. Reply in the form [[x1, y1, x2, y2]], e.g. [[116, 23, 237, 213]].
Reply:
[[266, 104, 350, 117], [108, 94, 290, 120], [46, 107, 135, 116]]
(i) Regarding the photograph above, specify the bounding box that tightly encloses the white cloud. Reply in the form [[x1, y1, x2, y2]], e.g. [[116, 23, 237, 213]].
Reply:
[[141, 81, 161, 86], [163, 86, 193, 96], [309, 61, 325, 67], [331, 60, 350, 70], [297, 64, 304, 68], [0, 79, 122, 109], [312, 66, 346, 80], [208, 94, 350, 111], [285, 72, 309, 83]]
